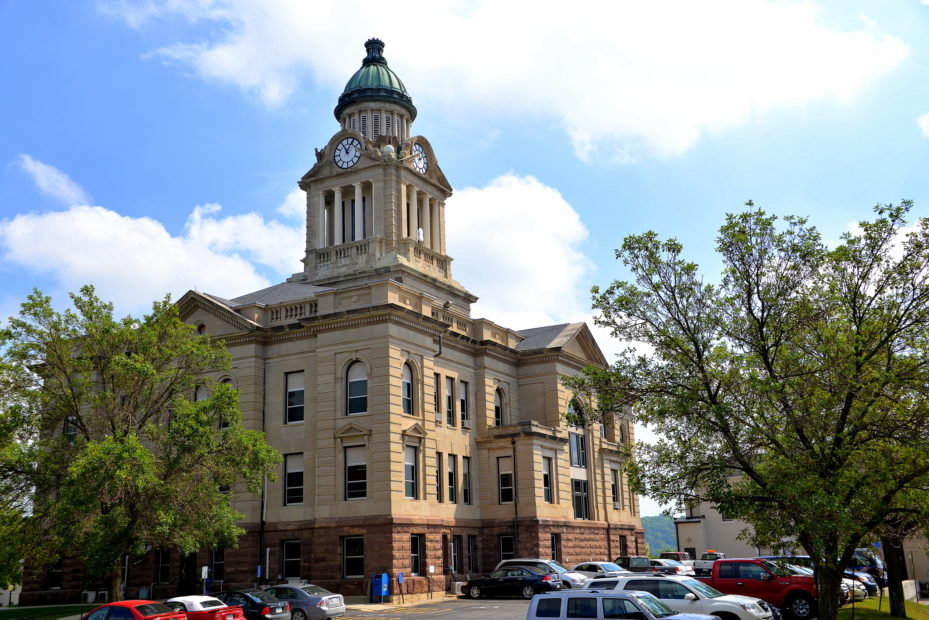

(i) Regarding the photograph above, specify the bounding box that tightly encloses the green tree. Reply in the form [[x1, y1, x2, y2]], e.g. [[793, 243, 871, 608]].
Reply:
[[565, 203, 929, 620], [0, 286, 281, 600]]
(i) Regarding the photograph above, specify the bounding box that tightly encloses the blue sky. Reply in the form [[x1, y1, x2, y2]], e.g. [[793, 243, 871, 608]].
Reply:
[[3, 1, 929, 515]]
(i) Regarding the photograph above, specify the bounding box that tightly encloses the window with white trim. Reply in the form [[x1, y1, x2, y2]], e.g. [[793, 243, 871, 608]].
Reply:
[[281, 539, 300, 579], [284, 453, 304, 505], [402, 363, 414, 415], [448, 454, 457, 504], [344, 446, 367, 500], [494, 389, 505, 426], [462, 456, 472, 505], [433, 373, 441, 422], [611, 468, 621, 506], [497, 456, 513, 503], [404, 445, 419, 499], [346, 362, 367, 414], [445, 377, 455, 426], [435, 452, 443, 502], [459, 380, 469, 427], [285, 371, 305, 423], [542, 456, 554, 503], [572, 479, 589, 519], [569, 432, 587, 468], [343, 536, 364, 578]]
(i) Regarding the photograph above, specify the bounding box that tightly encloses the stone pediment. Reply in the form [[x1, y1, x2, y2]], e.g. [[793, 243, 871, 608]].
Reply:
[[335, 422, 371, 445], [401, 422, 427, 445], [177, 290, 259, 334]]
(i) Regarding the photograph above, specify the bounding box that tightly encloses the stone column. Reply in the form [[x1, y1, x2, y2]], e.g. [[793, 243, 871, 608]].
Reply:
[[422, 194, 432, 249], [334, 187, 343, 244], [400, 182, 408, 239], [408, 186, 418, 239], [353, 182, 363, 240], [438, 200, 446, 254], [317, 192, 327, 247]]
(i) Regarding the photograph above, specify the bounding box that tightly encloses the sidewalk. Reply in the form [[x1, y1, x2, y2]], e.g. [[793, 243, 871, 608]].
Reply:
[[345, 593, 458, 612]]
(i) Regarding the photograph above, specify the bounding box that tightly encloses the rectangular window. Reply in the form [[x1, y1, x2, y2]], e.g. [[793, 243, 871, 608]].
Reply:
[[572, 479, 590, 519], [499, 535, 514, 560], [284, 453, 304, 505], [281, 539, 300, 579], [285, 372, 305, 423], [64, 415, 79, 443], [344, 446, 367, 500], [459, 380, 469, 427], [550, 533, 561, 562], [467, 535, 478, 573], [451, 535, 462, 573], [462, 456, 472, 505], [351, 117, 356, 130], [156, 549, 171, 584], [343, 536, 364, 578], [448, 454, 457, 504], [433, 373, 441, 422], [404, 445, 418, 499], [386, 115, 392, 136], [542, 456, 554, 503], [46, 559, 63, 589], [360, 115, 367, 137], [211, 548, 225, 581], [445, 377, 455, 426], [569, 432, 587, 468], [435, 452, 443, 502], [373, 114, 380, 138], [497, 456, 513, 503], [611, 468, 621, 506], [410, 534, 423, 575]]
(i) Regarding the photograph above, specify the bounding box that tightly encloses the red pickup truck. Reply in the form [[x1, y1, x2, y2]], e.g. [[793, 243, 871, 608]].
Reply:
[[695, 558, 818, 619]]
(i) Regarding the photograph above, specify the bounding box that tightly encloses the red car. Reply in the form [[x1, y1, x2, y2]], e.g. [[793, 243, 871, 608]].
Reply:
[[166, 596, 246, 620], [82, 600, 187, 620]]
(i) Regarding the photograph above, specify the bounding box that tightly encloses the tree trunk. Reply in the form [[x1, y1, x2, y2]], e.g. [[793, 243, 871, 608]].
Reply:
[[110, 562, 123, 602], [814, 565, 843, 620], [881, 533, 908, 618]]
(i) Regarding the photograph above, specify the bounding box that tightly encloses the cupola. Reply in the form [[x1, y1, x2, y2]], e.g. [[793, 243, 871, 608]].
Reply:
[[334, 39, 417, 122]]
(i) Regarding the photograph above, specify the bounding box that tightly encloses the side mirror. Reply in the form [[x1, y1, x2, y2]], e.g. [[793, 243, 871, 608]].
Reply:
[[760, 572, 772, 581], [684, 593, 698, 601]]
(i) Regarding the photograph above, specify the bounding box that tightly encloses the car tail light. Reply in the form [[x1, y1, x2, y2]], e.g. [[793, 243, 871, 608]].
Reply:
[[543, 575, 552, 582], [260, 607, 270, 617], [317, 600, 326, 607]]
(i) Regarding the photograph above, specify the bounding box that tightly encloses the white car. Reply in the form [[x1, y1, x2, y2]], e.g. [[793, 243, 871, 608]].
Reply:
[[495, 558, 589, 589], [165, 596, 244, 620], [527, 589, 717, 620], [585, 574, 775, 620], [570, 561, 632, 579], [651, 558, 696, 576]]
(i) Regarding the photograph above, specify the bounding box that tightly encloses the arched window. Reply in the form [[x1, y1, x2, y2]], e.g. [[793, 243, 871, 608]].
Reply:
[[346, 362, 368, 415], [402, 363, 414, 415], [494, 389, 505, 426]]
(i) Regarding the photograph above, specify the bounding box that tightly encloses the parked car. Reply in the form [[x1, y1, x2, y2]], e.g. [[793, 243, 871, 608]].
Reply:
[[694, 552, 727, 576], [585, 573, 777, 620], [465, 566, 562, 599], [494, 558, 589, 589], [694, 557, 819, 619], [214, 589, 290, 620], [570, 561, 631, 578], [81, 601, 187, 620], [652, 559, 696, 576], [165, 596, 245, 620], [661, 552, 695, 568], [527, 588, 717, 620], [264, 585, 345, 620], [843, 569, 879, 597], [615, 556, 677, 574], [849, 549, 887, 587]]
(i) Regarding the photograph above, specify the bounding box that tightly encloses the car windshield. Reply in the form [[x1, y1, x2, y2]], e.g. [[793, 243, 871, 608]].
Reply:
[[633, 593, 676, 618], [547, 561, 569, 574], [759, 559, 794, 577], [664, 560, 682, 567], [245, 591, 279, 603], [135, 604, 176, 617], [301, 585, 333, 596], [682, 578, 724, 598], [598, 563, 624, 572]]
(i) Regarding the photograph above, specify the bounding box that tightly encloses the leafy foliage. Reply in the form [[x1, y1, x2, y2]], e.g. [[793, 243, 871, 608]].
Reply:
[[568, 203, 929, 620], [641, 515, 676, 555], [0, 286, 280, 597]]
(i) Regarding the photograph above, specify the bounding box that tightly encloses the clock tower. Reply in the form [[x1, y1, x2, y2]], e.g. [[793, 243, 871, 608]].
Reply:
[[291, 38, 476, 310]]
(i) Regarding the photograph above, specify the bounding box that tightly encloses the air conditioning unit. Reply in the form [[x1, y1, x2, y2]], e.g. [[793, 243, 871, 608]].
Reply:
[[80, 591, 96, 604], [452, 582, 465, 595], [613, 502, 621, 509], [97, 591, 108, 602]]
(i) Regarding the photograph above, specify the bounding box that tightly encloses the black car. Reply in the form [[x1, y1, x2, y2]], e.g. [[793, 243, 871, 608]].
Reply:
[[465, 566, 562, 599], [215, 589, 290, 620]]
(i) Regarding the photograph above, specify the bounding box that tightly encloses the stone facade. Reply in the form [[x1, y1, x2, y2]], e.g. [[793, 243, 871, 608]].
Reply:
[[20, 39, 644, 604]]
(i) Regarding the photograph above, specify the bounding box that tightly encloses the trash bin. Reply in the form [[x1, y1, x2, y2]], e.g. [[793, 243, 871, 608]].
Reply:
[[370, 573, 390, 603]]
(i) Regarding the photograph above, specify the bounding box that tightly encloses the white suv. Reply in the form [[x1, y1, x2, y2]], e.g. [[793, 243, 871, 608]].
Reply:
[[496, 559, 589, 589], [584, 574, 775, 620], [526, 589, 716, 620]]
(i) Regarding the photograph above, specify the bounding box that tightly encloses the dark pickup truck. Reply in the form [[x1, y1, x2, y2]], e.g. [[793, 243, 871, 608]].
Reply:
[[695, 558, 819, 619], [614, 556, 677, 574]]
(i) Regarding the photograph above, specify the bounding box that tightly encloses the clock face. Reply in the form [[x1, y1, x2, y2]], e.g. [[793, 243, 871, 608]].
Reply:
[[412, 143, 428, 174], [334, 137, 362, 169]]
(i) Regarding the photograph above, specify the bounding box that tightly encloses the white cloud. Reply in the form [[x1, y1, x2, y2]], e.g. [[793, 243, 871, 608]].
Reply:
[[17, 155, 93, 206], [275, 187, 306, 218], [103, 0, 908, 162], [446, 174, 593, 329], [918, 111, 929, 137]]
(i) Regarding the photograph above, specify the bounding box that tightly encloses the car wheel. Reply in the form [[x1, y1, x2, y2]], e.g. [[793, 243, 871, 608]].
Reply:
[[521, 586, 535, 600], [787, 595, 815, 620], [468, 586, 482, 599], [292, 610, 306, 620]]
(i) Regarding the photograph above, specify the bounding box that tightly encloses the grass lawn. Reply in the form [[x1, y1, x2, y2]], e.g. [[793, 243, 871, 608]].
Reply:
[[839, 596, 929, 620], [0, 605, 94, 620]]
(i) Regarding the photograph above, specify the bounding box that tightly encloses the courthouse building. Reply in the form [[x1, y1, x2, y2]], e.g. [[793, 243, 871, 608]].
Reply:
[[24, 39, 643, 603]]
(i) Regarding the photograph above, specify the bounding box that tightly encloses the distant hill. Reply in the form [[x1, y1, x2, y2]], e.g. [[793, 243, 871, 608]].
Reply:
[[642, 515, 676, 555]]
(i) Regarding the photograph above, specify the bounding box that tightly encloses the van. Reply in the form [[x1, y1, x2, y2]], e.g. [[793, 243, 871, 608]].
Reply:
[[526, 590, 716, 620]]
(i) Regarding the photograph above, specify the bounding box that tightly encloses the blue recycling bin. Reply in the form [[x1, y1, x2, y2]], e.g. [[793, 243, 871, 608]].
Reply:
[[370, 573, 390, 603]]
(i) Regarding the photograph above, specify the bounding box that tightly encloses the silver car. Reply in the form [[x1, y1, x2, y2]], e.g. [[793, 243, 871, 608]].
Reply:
[[264, 585, 344, 620]]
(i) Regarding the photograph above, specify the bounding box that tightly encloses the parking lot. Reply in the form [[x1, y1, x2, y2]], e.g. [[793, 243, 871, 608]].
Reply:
[[343, 597, 529, 620]]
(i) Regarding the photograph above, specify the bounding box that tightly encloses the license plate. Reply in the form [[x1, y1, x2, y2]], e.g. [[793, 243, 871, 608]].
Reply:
[[272, 607, 282, 614]]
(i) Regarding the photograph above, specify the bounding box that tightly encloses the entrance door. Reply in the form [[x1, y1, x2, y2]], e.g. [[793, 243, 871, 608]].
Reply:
[[179, 552, 199, 595]]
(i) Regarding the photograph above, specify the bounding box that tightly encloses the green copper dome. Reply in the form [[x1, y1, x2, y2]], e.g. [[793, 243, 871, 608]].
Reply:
[[334, 39, 417, 121]]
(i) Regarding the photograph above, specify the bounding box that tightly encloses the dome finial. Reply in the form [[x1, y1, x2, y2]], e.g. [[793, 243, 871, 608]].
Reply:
[[363, 38, 386, 65]]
